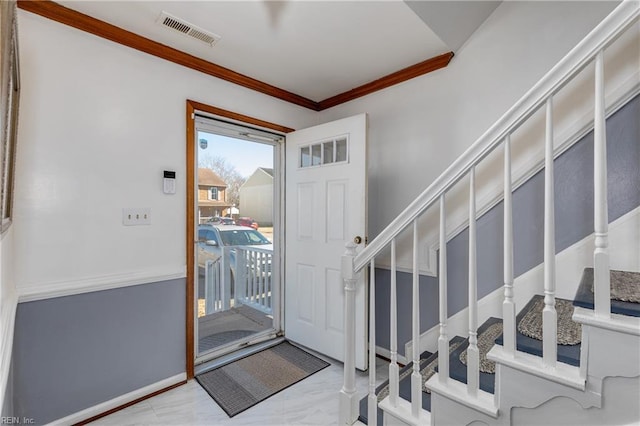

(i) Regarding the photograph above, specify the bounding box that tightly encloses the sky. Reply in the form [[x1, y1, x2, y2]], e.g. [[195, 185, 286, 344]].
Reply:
[[197, 131, 274, 178]]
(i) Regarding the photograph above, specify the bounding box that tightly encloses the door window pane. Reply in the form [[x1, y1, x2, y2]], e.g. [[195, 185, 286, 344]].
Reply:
[[323, 141, 334, 164], [311, 144, 321, 166], [300, 146, 310, 167], [336, 138, 348, 162], [299, 136, 348, 168]]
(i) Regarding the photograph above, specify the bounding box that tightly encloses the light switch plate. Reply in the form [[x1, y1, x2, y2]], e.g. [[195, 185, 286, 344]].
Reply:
[[123, 208, 151, 226]]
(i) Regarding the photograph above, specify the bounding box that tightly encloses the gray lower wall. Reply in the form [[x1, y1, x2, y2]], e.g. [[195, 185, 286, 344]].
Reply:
[[11, 278, 185, 425], [376, 94, 640, 356], [2, 358, 14, 419]]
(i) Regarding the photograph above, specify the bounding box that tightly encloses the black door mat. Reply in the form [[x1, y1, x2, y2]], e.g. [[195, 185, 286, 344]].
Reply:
[[196, 341, 329, 417]]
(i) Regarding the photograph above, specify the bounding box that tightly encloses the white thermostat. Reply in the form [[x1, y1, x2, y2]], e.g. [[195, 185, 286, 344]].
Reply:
[[163, 170, 176, 194]]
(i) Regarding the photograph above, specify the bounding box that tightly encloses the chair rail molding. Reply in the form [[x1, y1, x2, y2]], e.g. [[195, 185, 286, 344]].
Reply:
[[17, 267, 186, 303]]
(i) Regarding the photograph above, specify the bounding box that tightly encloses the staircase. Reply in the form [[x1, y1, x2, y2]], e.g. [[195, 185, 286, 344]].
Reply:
[[357, 269, 640, 425], [339, 1, 640, 425]]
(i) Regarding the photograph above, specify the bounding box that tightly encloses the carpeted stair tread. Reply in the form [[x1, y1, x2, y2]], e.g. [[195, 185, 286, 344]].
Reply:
[[517, 297, 581, 345], [358, 349, 433, 425], [495, 295, 581, 366], [359, 335, 473, 424], [573, 268, 640, 317], [446, 317, 502, 395]]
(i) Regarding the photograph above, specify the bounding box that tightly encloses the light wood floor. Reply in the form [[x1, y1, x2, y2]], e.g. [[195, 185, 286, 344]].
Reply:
[[91, 353, 388, 425]]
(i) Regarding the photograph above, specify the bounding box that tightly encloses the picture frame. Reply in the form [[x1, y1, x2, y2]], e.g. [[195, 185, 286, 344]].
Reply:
[[0, 0, 19, 234]]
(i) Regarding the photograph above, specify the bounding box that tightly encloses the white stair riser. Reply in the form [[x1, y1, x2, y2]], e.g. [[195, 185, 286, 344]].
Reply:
[[582, 325, 640, 379], [429, 393, 507, 426]]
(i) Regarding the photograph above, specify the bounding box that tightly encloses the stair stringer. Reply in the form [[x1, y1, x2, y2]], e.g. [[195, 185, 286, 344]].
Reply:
[[426, 374, 502, 426], [488, 315, 640, 425], [378, 396, 431, 426], [493, 361, 600, 414], [509, 375, 640, 426], [429, 392, 504, 426]]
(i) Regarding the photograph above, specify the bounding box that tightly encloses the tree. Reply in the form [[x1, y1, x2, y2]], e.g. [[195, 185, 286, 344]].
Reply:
[[198, 154, 246, 209]]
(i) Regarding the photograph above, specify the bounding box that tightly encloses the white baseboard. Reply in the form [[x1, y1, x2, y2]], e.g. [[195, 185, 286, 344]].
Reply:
[[17, 268, 186, 303], [376, 345, 408, 366], [406, 205, 640, 356], [46, 373, 187, 426]]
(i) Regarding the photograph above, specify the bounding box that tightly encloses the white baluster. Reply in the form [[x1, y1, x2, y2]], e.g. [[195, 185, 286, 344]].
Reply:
[[221, 247, 232, 310], [213, 261, 219, 311], [411, 220, 421, 418], [267, 253, 272, 310], [389, 238, 400, 407], [368, 259, 378, 426], [205, 260, 212, 314], [216, 261, 221, 311], [252, 251, 258, 302], [543, 97, 558, 368], [503, 135, 516, 356], [259, 252, 265, 307], [594, 50, 611, 318], [236, 249, 245, 305], [467, 167, 479, 397], [339, 242, 359, 425], [438, 194, 449, 384]]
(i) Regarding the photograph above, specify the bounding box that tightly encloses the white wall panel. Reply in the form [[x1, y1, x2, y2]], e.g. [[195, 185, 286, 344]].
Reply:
[[317, 1, 635, 252], [13, 11, 316, 293]]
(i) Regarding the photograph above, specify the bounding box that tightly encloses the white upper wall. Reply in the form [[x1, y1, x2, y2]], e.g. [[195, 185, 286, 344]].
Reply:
[[13, 11, 317, 294], [317, 1, 621, 238], [12, 1, 638, 293]]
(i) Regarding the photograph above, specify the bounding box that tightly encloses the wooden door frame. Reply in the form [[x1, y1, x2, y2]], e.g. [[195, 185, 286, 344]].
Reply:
[[185, 100, 294, 378]]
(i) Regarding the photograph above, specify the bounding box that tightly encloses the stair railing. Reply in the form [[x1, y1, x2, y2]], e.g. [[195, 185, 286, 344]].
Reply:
[[339, 1, 639, 424]]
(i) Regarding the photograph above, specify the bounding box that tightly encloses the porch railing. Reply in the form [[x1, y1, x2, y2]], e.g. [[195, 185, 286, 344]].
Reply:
[[235, 246, 274, 314], [339, 1, 639, 424], [204, 258, 225, 314], [203, 246, 274, 316]]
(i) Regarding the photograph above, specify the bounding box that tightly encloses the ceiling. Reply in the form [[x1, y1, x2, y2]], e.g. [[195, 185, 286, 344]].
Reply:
[[48, 1, 501, 105]]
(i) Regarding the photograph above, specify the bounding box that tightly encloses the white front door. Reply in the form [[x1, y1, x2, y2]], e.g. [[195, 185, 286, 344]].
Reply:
[[285, 114, 367, 370]]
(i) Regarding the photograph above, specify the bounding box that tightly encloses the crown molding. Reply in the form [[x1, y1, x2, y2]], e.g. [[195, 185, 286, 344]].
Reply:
[[318, 52, 454, 110], [18, 0, 454, 111], [17, 0, 319, 110]]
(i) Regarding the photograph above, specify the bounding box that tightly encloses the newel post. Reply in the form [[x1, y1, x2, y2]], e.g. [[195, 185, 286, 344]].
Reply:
[[339, 241, 359, 425]]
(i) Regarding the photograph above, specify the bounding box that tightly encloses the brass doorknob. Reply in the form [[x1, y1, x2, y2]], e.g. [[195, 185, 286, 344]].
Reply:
[[354, 236, 363, 244]]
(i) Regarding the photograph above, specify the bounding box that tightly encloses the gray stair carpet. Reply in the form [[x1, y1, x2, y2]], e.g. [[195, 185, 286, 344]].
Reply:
[[573, 268, 640, 317]]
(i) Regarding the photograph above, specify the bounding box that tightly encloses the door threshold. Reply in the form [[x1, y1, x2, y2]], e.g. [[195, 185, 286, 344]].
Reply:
[[194, 336, 285, 376]]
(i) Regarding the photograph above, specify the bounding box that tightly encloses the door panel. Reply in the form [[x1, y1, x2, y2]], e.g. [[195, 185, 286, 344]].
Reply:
[[285, 113, 367, 370], [327, 180, 347, 241]]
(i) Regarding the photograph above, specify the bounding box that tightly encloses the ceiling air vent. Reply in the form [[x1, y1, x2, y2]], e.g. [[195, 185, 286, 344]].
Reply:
[[157, 11, 221, 47]]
